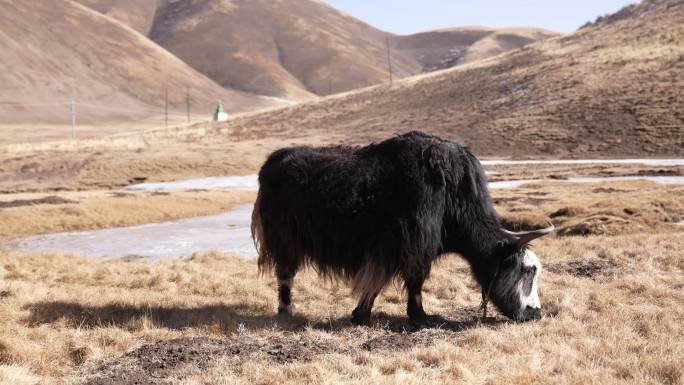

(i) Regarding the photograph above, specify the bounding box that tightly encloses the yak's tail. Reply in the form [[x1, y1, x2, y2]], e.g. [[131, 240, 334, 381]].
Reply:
[[251, 189, 274, 273]]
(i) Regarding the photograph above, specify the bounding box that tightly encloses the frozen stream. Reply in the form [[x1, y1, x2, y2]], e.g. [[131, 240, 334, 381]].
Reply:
[[12, 204, 258, 259], [125, 175, 259, 192], [126, 174, 684, 192], [8, 171, 684, 260], [123, 159, 684, 192]]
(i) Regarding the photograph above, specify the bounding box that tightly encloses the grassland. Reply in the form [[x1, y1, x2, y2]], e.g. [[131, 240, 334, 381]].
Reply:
[[0, 179, 682, 385], [0, 1, 681, 383], [0, 190, 255, 239]]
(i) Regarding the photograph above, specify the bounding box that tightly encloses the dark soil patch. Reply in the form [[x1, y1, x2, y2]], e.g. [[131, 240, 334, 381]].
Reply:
[[493, 196, 553, 206], [550, 207, 584, 218], [362, 333, 419, 351], [556, 215, 631, 237], [592, 187, 630, 194], [623, 208, 637, 215], [109, 192, 135, 198], [80, 315, 507, 384], [500, 216, 551, 231], [361, 329, 455, 352], [525, 197, 554, 205], [81, 336, 343, 385], [637, 168, 682, 176], [492, 197, 520, 205], [547, 258, 620, 279], [128, 177, 148, 184], [0, 196, 77, 209]]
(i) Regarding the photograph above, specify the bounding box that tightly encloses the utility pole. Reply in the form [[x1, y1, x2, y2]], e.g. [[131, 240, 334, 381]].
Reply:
[[164, 88, 168, 128], [70, 96, 76, 140], [386, 37, 393, 84], [186, 86, 190, 124]]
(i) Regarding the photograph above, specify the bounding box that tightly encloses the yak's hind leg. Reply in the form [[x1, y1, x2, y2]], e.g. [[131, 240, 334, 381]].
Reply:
[[276, 266, 297, 316], [404, 268, 430, 326], [351, 291, 380, 325], [351, 262, 392, 325]]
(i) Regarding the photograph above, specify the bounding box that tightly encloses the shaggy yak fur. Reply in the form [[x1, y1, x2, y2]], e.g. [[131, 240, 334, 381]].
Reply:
[[252, 131, 548, 325]]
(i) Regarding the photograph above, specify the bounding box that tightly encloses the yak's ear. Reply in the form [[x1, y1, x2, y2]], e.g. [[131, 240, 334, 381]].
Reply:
[[422, 145, 446, 187]]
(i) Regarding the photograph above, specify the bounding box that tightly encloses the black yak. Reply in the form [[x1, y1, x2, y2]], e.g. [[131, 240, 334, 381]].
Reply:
[[251, 131, 553, 325]]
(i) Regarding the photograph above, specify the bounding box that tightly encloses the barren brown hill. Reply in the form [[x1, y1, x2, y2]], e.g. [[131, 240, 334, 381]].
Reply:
[[0, 0, 275, 127], [216, 0, 683, 157], [0, 0, 681, 192], [582, 0, 684, 28], [86, 0, 555, 100], [393, 27, 556, 71], [74, 0, 161, 35]]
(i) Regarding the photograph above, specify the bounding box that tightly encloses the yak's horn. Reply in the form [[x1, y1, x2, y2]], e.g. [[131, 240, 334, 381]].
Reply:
[[503, 222, 555, 246]]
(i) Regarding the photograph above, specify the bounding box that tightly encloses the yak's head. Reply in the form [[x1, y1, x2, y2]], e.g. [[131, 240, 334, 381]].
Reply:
[[487, 224, 554, 322]]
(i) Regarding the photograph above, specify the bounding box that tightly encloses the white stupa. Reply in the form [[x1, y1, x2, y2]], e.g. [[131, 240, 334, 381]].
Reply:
[[214, 101, 229, 122]]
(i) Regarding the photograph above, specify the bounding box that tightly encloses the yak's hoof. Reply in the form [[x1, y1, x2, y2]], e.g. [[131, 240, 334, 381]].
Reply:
[[351, 309, 371, 326], [409, 313, 435, 328], [278, 304, 295, 316]]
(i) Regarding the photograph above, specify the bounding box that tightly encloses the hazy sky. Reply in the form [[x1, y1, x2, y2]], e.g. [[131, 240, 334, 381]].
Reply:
[[326, 1, 637, 34]]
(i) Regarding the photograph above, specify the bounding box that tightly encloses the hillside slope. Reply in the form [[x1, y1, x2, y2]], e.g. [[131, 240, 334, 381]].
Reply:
[[2, 0, 680, 192], [74, 0, 161, 35], [0, 0, 275, 126], [151, 0, 557, 99], [79, 0, 556, 100], [393, 27, 555, 71], [217, 0, 683, 157]]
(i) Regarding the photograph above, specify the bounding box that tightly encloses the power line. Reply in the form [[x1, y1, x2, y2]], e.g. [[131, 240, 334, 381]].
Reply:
[[164, 88, 168, 128], [0, 98, 212, 116], [70, 97, 76, 140], [76, 102, 198, 116], [0, 102, 72, 109], [186, 86, 190, 124], [386, 37, 393, 84]]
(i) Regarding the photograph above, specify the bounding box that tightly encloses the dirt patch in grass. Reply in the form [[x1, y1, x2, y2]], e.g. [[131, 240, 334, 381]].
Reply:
[[83, 335, 344, 385], [360, 329, 456, 352], [591, 187, 630, 194], [549, 207, 584, 218], [108, 192, 134, 198], [499, 214, 551, 231], [547, 258, 621, 279], [83, 329, 492, 385], [0, 196, 77, 209], [556, 215, 636, 237], [636, 168, 683, 176]]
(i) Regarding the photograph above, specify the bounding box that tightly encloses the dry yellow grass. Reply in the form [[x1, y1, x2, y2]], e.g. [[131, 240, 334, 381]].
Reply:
[[0, 232, 682, 385], [0, 190, 254, 239], [494, 180, 684, 236], [0, 183, 682, 384]]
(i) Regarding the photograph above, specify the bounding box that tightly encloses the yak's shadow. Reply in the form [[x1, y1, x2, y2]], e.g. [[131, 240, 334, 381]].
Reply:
[[25, 301, 507, 334]]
